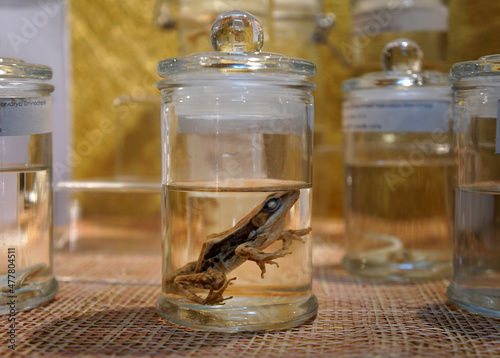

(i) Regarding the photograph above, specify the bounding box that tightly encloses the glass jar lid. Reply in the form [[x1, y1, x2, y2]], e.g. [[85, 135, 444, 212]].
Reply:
[[342, 38, 450, 92], [0, 57, 52, 80], [157, 10, 316, 80], [451, 55, 500, 82]]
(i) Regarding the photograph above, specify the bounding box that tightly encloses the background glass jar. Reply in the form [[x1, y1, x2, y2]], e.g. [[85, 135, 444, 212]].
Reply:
[[447, 55, 500, 318], [350, 0, 448, 75], [156, 10, 317, 332], [0, 58, 58, 311], [342, 39, 454, 281]]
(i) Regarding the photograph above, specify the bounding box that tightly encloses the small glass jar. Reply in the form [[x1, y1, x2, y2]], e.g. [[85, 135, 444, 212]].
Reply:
[[447, 55, 500, 318], [156, 10, 317, 331], [342, 39, 454, 281], [0, 58, 58, 311]]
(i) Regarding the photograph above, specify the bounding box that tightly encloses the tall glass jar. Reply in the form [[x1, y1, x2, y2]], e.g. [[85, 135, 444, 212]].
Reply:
[[447, 55, 500, 318], [156, 10, 317, 331], [342, 39, 454, 281], [0, 58, 58, 312]]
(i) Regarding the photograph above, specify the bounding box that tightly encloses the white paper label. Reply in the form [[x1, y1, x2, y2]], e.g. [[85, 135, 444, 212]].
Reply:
[[0, 97, 52, 136], [343, 101, 450, 133], [496, 100, 500, 154], [353, 5, 448, 34]]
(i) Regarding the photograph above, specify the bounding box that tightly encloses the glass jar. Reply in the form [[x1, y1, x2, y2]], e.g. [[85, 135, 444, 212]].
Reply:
[[350, 0, 448, 75], [155, 0, 321, 57], [342, 39, 454, 281], [0, 58, 58, 312], [447, 55, 500, 318], [156, 10, 317, 331]]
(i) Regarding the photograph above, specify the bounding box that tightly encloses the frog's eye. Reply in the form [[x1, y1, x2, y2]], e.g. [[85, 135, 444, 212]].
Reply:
[[263, 198, 281, 212]]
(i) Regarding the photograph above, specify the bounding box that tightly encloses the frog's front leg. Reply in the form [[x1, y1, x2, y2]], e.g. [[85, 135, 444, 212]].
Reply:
[[235, 228, 311, 278], [174, 268, 236, 305], [279, 228, 311, 250]]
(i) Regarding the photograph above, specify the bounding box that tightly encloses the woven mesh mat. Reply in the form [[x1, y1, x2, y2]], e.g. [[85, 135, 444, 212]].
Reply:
[[2, 244, 500, 358]]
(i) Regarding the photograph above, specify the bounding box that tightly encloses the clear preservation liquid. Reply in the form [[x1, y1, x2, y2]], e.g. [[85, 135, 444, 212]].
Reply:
[[0, 166, 57, 311], [157, 180, 317, 331], [343, 160, 454, 280], [447, 184, 500, 318]]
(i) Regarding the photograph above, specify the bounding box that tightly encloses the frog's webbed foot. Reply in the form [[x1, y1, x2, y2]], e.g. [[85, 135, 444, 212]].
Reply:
[[236, 245, 292, 279], [279, 228, 311, 250], [203, 276, 237, 305], [236, 227, 311, 279], [254, 258, 282, 279]]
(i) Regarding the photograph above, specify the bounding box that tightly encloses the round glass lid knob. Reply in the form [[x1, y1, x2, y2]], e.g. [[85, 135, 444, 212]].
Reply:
[[382, 38, 423, 75], [210, 10, 264, 53]]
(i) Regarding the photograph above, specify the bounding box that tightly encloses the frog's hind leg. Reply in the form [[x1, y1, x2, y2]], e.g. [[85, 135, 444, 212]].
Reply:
[[203, 274, 237, 305], [163, 261, 198, 291], [174, 268, 235, 305]]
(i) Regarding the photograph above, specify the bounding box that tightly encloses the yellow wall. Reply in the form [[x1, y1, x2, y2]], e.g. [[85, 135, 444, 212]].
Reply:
[[70, 0, 500, 217], [70, 0, 176, 180]]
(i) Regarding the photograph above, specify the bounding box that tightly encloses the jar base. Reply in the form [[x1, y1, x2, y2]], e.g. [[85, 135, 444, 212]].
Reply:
[[447, 282, 500, 318], [157, 293, 318, 332], [0, 277, 58, 313], [342, 256, 451, 282]]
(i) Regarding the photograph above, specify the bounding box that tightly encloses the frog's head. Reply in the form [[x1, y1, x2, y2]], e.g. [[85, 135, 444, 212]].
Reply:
[[251, 190, 300, 227]]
